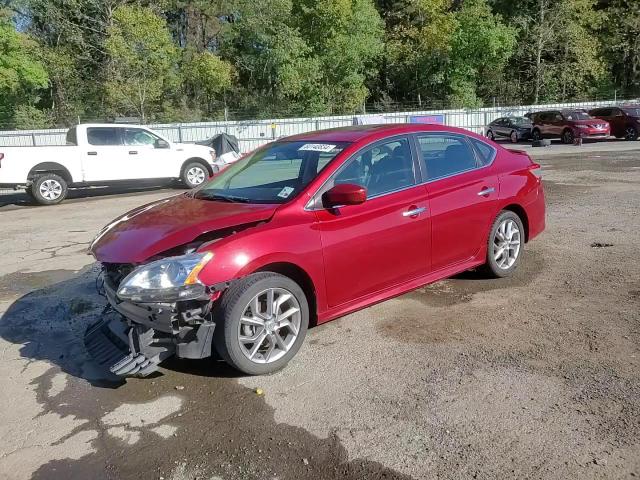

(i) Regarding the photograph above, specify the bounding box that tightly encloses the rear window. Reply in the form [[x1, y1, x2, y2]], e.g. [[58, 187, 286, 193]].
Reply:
[[65, 127, 78, 146], [87, 127, 122, 146]]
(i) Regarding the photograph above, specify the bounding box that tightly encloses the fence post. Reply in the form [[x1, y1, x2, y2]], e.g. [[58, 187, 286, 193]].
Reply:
[[177, 125, 183, 143], [31, 133, 37, 146]]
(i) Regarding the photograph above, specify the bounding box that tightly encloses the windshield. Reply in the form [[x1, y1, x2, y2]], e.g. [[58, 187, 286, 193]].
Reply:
[[622, 107, 640, 116], [511, 117, 531, 125], [563, 111, 591, 121], [195, 141, 349, 204]]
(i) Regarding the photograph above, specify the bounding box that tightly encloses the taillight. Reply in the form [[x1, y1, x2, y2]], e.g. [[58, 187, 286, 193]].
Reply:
[[529, 162, 542, 178]]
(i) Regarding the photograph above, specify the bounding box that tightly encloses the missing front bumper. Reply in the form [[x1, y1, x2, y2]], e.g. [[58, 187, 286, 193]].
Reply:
[[85, 312, 216, 377]]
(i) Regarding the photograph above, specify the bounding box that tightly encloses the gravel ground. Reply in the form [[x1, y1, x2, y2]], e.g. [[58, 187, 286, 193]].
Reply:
[[0, 147, 638, 480]]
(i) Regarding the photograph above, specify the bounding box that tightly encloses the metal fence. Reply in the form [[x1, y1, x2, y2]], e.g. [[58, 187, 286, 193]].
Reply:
[[0, 98, 632, 154]]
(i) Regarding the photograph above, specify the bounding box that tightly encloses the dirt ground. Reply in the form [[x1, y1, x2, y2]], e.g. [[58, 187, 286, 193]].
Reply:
[[0, 146, 639, 480]]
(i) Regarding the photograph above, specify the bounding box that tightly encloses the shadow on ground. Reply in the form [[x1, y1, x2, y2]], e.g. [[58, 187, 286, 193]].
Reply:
[[0, 267, 414, 480], [0, 182, 176, 209]]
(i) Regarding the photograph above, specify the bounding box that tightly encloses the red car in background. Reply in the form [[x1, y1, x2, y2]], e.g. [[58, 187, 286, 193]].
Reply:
[[86, 124, 545, 377], [589, 105, 640, 141], [529, 109, 610, 144]]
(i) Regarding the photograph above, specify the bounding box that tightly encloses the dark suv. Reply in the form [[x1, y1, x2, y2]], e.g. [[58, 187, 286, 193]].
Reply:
[[529, 110, 610, 144], [589, 105, 640, 141]]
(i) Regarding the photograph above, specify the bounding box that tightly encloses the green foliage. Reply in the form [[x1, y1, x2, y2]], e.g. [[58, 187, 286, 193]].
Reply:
[[0, 10, 49, 126], [1, 0, 635, 126], [104, 5, 179, 122], [13, 104, 53, 129]]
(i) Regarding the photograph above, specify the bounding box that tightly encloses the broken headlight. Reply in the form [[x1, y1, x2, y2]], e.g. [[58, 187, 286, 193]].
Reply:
[[117, 252, 213, 303]]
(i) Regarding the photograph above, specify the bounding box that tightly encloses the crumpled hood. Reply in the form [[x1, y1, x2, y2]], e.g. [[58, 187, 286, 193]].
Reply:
[[90, 194, 278, 264]]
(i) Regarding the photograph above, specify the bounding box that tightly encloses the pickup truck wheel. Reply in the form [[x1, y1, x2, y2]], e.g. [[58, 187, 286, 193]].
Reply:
[[214, 273, 309, 375], [181, 162, 208, 188], [30, 173, 68, 205]]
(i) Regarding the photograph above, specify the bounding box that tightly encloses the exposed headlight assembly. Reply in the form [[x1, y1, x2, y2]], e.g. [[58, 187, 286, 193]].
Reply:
[[117, 252, 213, 303]]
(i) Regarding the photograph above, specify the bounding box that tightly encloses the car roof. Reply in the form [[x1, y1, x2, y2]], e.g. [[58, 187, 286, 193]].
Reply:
[[281, 123, 479, 143]]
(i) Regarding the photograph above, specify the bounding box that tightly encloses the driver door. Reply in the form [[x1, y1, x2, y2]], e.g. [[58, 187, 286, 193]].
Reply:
[[121, 128, 174, 179], [313, 136, 431, 308]]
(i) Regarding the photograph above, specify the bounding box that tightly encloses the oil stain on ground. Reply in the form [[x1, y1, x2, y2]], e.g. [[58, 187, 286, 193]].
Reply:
[[1, 269, 414, 480]]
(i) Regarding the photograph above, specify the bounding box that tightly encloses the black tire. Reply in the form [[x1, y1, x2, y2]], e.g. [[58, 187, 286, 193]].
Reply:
[[561, 129, 574, 144], [30, 173, 68, 205], [486, 130, 495, 141], [213, 272, 309, 375], [624, 125, 639, 141], [181, 161, 209, 189], [531, 129, 542, 141], [482, 210, 525, 278], [510, 130, 518, 143]]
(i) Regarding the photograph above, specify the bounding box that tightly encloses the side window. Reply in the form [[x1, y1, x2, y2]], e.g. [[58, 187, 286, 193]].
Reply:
[[554, 112, 563, 121], [469, 138, 496, 166], [123, 129, 159, 146], [417, 134, 478, 181], [87, 128, 121, 146], [613, 108, 624, 117], [332, 137, 415, 197]]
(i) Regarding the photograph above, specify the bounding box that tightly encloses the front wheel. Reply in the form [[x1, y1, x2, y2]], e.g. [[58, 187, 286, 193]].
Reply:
[[531, 129, 542, 141], [181, 161, 209, 189], [486, 130, 495, 141], [483, 211, 524, 278], [213, 273, 309, 375], [510, 130, 518, 143], [624, 126, 639, 141], [30, 173, 68, 205], [561, 129, 575, 144]]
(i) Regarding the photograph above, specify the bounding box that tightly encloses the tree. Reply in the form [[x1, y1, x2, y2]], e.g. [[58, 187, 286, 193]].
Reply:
[[182, 49, 234, 117], [0, 9, 49, 127], [104, 5, 179, 122], [447, 0, 516, 107], [599, 0, 640, 96]]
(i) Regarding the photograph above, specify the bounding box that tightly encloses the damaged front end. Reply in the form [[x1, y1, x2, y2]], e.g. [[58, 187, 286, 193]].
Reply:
[[85, 261, 223, 377]]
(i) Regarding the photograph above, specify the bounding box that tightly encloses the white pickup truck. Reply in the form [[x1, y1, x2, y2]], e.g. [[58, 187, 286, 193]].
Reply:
[[0, 124, 223, 205]]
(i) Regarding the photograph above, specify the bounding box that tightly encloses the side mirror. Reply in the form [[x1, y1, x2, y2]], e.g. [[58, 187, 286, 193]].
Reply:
[[322, 183, 367, 208], [154, 139, 170, 149]]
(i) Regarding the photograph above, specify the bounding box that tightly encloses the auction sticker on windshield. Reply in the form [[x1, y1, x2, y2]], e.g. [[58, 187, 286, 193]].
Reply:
[[277, 186, 295, 198], [298, 144, 337, 152]]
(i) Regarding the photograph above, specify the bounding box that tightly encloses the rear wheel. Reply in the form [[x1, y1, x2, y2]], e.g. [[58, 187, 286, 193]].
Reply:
[[483, 211, 524, 278], [30, 173, 68, 205], [624, 126, 639, 141], [213, 272, 309, 375]]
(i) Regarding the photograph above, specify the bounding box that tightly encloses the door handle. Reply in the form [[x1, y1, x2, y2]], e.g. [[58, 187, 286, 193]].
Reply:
[[87, 151, 97, 156], [402, 207, 427, 217], [129, 151, 138, 155], [477, 187, 495, 196]]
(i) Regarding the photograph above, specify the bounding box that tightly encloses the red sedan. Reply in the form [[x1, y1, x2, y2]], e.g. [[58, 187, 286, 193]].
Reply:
[[87, 124, 545, 376]]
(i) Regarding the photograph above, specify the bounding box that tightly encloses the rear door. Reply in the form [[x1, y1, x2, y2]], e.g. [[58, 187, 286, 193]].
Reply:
[[415, 133, 499, 271], [82, 127, 129, 182], [313, 136, 431, 307]]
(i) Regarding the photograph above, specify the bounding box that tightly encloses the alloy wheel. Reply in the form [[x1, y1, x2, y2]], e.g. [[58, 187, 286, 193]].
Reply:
[[237, 287, 302, 364], [39, 179, 63, 200], [493, 219, 521, 269], [186, 166, 206, 185], [510, 131, 518, 143]]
